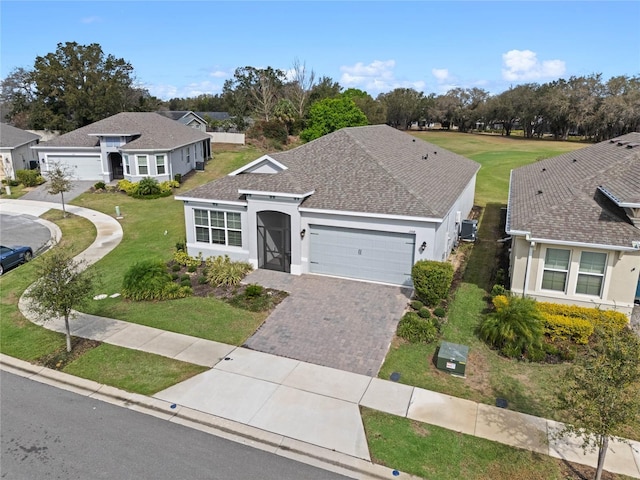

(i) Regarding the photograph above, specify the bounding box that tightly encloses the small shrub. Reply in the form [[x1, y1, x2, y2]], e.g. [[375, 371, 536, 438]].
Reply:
[[245, 284, 264, 297], [175, 240, 186, 252], [205, 255, 253, 287], [122, 259, 191, 301], [180, 274, 190, 282], [94, 181, 106, 190], [171, 273, 179, 280], [397, 312, 439, 343], [526, 346, 546, 362], [418, 307, 431, 319], [180, 279, 192, 287], [412, 260, 454, 307], [136, 177, 161, 196], [433, 307, 446, 318], [173, 250, 201, 268], [490, 284, 507, 298], [410, 300, 424, 311], [174, 173, 182, 183], [171, 264, 181, 272], [187, 265, 197, 273], [117, 179, 136, 194], [16, 169, 44, 187], [197, 276, 208, 285]]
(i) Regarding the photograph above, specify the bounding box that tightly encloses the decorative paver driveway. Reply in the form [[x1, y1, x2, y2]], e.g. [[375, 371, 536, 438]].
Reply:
[[242, 270, 412, 376]]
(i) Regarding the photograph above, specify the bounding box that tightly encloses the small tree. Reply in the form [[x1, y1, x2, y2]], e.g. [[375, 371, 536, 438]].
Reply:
[[555, 328, 640, 480], [25, 249, 96, 352], [46, 161, 74, 217]]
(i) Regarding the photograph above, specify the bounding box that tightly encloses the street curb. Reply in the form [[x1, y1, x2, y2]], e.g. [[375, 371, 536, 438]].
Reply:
[[0, 354, 417, 480]]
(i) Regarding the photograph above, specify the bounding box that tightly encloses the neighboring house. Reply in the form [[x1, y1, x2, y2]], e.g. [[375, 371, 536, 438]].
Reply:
[[176, 125, 480, 287], [156, 110, 208, 133], [0, 124, 40, 181], [506, 132, 640, 316], [33, 112, 211, 182]]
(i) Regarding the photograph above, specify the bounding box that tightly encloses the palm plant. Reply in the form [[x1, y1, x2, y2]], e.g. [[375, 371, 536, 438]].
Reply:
[[478, 295, 544, 358]]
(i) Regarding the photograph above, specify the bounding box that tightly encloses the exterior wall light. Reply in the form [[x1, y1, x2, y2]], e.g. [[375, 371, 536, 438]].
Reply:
[[300, 229, 306, 239], [419, 241, 427, 253]]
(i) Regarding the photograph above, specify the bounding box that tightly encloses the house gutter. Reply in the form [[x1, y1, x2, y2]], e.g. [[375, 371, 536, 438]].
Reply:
[[523, 238, 535, 298]]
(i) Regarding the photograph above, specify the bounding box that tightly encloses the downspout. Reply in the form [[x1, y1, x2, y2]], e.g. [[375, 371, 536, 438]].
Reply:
[[522, 239, 535, 298]]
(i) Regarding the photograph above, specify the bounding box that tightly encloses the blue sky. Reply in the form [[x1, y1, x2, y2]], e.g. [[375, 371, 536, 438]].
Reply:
[[2, 1, 639, 100]]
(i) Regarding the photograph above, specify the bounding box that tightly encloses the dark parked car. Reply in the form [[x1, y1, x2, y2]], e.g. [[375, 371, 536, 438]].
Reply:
[[0, 245, 33, 275]]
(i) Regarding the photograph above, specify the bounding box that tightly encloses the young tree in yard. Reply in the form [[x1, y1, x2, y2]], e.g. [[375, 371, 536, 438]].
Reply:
[[555, 328, 640, 480], [25, 249, 97, 353], [46, 161, 74, 217], [300, 97, 368, 142]]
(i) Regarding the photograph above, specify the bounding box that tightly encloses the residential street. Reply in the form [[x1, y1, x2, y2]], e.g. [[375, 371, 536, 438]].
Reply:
[[0, 371, 354, 480]]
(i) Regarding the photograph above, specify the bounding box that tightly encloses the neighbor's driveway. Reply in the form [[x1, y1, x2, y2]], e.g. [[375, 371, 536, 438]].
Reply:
[[242, 270, 412, 376]]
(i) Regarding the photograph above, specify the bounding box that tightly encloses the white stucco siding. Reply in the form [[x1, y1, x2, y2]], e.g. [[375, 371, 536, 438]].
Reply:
[[169, 142, 204, 178], [1, 142, 40, 180]]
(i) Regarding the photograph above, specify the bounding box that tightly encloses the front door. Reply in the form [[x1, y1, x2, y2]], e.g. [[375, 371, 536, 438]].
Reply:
[[110, 153, 124, 179], [257, 211, 291, 273]]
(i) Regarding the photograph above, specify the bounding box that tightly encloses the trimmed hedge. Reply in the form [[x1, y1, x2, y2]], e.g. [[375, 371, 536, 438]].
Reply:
[[411, 260, 454, 307], [397, 312, 438, 343], [543, 314, 593, 344], [537, 302, 628, 331], [122, 259, 192, 300]]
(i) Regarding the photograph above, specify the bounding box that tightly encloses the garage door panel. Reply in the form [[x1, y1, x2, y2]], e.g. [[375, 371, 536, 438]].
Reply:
[[48, 155, 102, 181], [309, 225, 414, 286]]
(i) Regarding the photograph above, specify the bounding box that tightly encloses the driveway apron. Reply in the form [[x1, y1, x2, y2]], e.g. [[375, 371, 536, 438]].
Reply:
[[242, 270, 412, 376]]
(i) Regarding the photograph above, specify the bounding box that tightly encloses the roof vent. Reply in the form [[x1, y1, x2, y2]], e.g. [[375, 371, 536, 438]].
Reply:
[[617, 141, 630, 146], [434, 151, 437, 154], [626, 143, 639, 149], [412, 138, 416, 142], [610, 138, 620, 143], [537, 190, 543, 195], [422, 154, 429, 160], [572, 159, 577, 163], [542, 168, 546, 172]]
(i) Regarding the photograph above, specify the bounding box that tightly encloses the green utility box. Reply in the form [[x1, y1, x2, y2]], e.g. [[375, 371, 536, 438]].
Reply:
[[436, 341, 469, 377]]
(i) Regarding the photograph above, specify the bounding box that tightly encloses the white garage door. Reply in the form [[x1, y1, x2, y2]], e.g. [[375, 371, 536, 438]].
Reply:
[[47, 155, 102, 180], [309, 225, 415, 286]]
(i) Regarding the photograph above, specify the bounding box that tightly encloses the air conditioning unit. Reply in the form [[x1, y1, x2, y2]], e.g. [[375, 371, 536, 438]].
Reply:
[[460, 219, 478, 242]]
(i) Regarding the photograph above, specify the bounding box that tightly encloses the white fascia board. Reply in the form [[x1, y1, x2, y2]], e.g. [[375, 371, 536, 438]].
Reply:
[[598, 185, 640, 208], [88, 132, 140, 137], [239, 189, 314, 199], [505, 170, 515, 232], [32, 145, 100, 151], [10, 139, 39, 149], [174, 195, 247, 206], [228, 155, 287, 176], [298, 207, 443, 223], [524, 235, 640, 252], [119, 148, 169, 154]]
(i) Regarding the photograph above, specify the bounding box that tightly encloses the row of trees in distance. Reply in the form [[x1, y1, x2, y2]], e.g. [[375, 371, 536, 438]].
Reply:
[[2, 42, 639, 142]]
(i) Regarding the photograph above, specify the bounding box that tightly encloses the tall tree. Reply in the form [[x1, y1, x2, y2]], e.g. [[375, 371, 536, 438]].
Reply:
[[342, 89, 386, 125], [308, 76, 342, 105], [379, 88, 423, 130], [0, 67, 34, 127], [300, 97, 367, 142], [286, 58, 316, 119], [29, 42, 136, 132], [555, 328, 640, 480], [25, 248, 97, 353], [225, 66, 286, 122]]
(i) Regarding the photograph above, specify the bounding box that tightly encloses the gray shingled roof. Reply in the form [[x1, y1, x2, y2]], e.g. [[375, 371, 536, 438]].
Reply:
[[182, 125, 480, 219], [35, 112, 209, 151], [0, 123, 40, 149], [507, 132, 640, 248]]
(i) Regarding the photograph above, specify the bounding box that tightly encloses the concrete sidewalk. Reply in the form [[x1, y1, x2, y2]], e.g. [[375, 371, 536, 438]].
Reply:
[[4, 199, 640, 479]]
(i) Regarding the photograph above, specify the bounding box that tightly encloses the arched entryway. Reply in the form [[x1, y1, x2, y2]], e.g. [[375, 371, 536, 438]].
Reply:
[[109, 152, 124, 180], [257, 211, 291, 273]]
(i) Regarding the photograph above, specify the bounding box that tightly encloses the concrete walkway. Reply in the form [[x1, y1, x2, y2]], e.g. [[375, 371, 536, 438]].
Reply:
[[3, 198, 639, 479]]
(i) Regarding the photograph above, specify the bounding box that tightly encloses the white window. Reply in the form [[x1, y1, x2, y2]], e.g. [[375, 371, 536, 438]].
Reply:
[[104, 136, 122, 147], [156, 154, 166, 175], [137, 155, 148, 175], [194, 209, 242, 247], [576, 252, 606, 296], [186, 147, 191, 163], [123, 154, 130, 174], [541, 248, 570, 292]]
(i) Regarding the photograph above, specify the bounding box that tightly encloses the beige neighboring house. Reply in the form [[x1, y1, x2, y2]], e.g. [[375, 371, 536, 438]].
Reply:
[[506, 132, 640, 316], [177, 125, 480, 287], [0, 123, 40, 181]]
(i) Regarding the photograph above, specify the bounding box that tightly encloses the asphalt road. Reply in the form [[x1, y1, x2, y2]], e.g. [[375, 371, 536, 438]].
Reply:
[[0, 372, 354, 480], [0, 214, 51, 255]]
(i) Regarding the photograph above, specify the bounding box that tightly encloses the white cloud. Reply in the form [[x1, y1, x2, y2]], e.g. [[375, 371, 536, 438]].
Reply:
[[432, 68, 450, 82], [339, 59, 424, 94], [208, 70, 228, 79], [146, 80, 223, 100], [80, 16, 101, 24], [501, 49, 566, 81]]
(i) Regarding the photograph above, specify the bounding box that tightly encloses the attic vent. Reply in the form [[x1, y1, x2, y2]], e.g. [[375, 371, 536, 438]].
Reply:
[[434, 151, 437, 154], [610, 138, 620, 143], [412, 138, 416, 142], [542, 168, 546, 172], [617, 141, 630, 146], [422, 154, 429, 160], [626, 143, 639, 149], [572, 159, 577, 163], [537, 190, 543, 195]]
